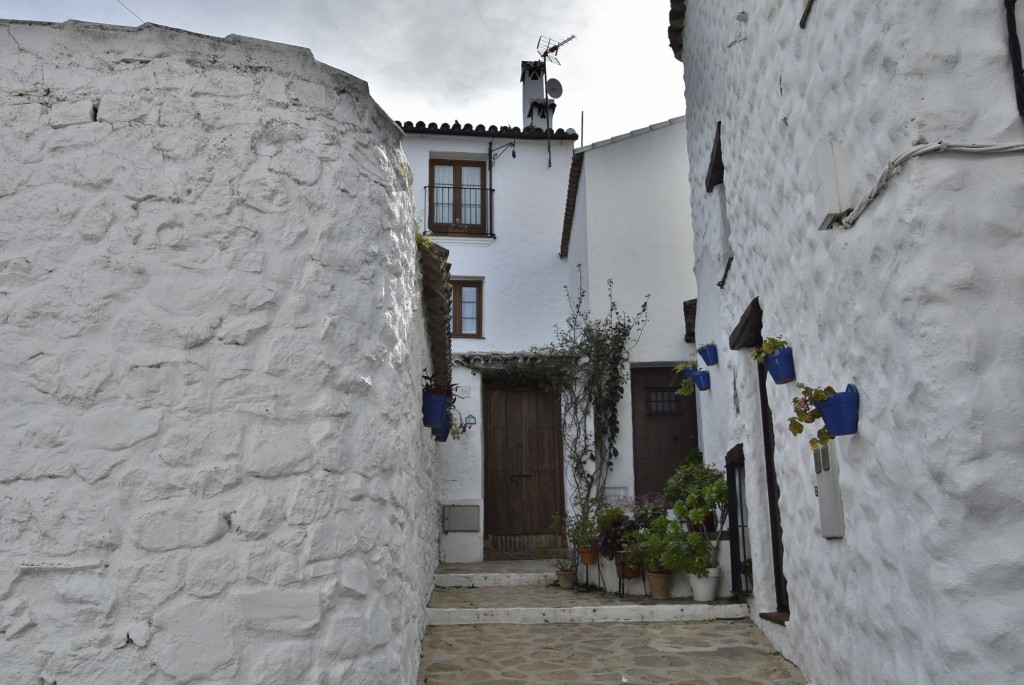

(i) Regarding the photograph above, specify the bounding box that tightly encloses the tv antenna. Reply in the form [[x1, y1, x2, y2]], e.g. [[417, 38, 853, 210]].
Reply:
[[535, 34, 576, 166], [536, 34, 576, 65]]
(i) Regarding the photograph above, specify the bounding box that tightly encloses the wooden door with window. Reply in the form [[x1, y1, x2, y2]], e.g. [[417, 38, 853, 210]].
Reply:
[[483, 384, 564, 558], [631, 366, 699, 498]]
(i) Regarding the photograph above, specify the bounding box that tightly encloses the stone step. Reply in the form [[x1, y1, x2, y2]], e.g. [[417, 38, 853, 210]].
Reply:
[[425, 584, 749, 626], [434, 570, 555, 588], [433, 559, 557, 588]]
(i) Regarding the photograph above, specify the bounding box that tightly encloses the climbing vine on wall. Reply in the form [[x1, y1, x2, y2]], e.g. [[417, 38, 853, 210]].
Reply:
[[461, 267, 648, 531], [553, 267, 648, 527]]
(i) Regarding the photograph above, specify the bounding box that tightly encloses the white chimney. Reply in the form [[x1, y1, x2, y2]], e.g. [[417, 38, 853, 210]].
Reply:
[[520, 60, 555, 129]]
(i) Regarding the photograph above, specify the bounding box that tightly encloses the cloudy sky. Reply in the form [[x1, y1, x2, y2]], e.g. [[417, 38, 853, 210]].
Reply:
[[2, 0, 685, 145]]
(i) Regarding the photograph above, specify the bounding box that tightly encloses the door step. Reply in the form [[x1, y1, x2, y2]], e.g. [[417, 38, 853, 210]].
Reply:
[[427, 582, 749, 626]]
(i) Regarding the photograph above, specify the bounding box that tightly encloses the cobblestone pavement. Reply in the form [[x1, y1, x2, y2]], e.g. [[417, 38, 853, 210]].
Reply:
[[418, 619, 807, 685]]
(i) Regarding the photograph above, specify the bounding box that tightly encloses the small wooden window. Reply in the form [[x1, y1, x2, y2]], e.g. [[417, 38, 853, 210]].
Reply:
[[646, 388, 681, 415], [451, 279, 483, 338], [430, 160, 486, 235]]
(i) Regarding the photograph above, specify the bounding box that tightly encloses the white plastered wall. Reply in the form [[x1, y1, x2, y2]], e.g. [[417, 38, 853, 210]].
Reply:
[[567, 120, 698, 500], [681, 2, 1024, 683]]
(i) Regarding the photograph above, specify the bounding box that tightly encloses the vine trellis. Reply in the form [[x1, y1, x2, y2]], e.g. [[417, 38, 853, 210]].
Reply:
[[461, 267, 649, 534]]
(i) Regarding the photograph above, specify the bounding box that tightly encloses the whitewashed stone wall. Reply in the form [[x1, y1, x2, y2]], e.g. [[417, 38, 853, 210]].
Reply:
[[0, 20, 438, 684], [681, 3, 1024, 684]]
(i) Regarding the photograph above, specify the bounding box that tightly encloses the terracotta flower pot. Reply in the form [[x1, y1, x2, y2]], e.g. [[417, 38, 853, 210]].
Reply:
[[555, 569, 575, 590], [647, 570, 673, 600], [614, 551, 642, 579], [578, 546, 599, 565]]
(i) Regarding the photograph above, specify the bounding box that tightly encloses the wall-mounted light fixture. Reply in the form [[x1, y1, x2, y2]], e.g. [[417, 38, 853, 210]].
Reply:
[[489, 141, 516, 169], [462, 415, 478, 432]]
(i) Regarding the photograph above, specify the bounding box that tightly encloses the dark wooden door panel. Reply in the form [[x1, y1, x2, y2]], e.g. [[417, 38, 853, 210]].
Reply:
[[631, 366, 699, 498], [484, 385, 564, 551]]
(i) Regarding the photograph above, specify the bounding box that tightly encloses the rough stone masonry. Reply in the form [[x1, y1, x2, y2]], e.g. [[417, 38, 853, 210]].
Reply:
[[0, 20, 439, 684]]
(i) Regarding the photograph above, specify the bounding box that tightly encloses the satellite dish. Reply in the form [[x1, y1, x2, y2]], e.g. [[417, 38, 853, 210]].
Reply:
[[546, 78, 563, 99]]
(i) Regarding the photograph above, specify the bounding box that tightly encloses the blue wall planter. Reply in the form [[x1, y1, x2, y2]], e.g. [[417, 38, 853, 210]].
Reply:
[[814, 384, 859, 436], [764, 347, 796, 384], [698, 344, 719, 366], [693, 370, 712, 391], [422, 392, 449, 427], [432, 418, 451, 442], [680, 366, 698, 380]]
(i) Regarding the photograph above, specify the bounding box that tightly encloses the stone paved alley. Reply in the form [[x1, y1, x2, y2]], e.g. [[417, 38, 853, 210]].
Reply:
[[417, 561, 807, 684]]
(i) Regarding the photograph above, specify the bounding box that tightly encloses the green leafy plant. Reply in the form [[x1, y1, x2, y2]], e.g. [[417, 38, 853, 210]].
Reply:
[[664, 462, 720, 511], [750, 337, 790, 364], [546, 515, 576, 572], [621, 493, 667, 530], [621, 515, 691, 573], [444, 407, 463, 440], [662, 463, 730, 577], [564, 497, 601, 549], [789, 383, 838, 450], [673, 358, 698, 397], [596, 505, 636, 560], [538, 536, 574, 573]]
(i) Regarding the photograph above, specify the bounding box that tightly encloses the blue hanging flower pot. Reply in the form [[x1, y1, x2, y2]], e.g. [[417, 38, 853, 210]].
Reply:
[[764, 347, 796, 384], [693, 370, 712, 391], [814, 384, 859, 436], [698, 344, 719, 366], [680, 365, 698, 380], [432, 418, 451, 442], [422, 392, 449, 427]]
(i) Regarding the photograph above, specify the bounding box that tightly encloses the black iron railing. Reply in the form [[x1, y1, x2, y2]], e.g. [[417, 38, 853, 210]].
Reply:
[[423, 185, 495, 237]]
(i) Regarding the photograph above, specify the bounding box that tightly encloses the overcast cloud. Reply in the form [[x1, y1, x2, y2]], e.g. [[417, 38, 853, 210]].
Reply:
[[1, 0, 684, 144]]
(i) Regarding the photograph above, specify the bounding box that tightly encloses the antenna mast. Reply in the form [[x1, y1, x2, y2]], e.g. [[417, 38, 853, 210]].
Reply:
[[536, 34, 575, 167]]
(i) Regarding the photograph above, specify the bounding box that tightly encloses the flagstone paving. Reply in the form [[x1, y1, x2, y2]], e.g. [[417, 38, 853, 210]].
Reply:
[[418, 620, 806, 684], [419, 561, 808, 684]]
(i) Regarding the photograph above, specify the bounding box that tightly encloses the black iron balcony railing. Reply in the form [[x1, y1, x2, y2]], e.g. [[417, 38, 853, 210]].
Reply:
[[423, 185, 495, 237]]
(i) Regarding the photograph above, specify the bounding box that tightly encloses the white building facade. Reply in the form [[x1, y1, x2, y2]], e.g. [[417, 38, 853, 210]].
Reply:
[[671, 2, 1024, 683], [399, 104, 578, 563], [402, 67, 698, 568]]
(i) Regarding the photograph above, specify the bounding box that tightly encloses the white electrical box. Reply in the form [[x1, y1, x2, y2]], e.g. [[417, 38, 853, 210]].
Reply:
[[811, 139, 852, 230], [814, 444, 845, 539]]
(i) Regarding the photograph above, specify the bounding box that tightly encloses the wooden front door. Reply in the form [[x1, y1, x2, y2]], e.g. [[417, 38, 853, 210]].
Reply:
[[631, 366, 699, 498], [484, 385, 564, 558]]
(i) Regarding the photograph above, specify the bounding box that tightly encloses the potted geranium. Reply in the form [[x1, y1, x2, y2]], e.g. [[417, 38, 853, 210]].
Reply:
[[621, 515, 690, 600], [789, 382, 860, 450], [751, 337, 796, 384]]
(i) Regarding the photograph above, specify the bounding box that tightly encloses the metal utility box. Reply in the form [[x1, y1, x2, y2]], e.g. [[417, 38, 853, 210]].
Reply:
[[442, 505, 480, 533], [814, 445, 845, 539]]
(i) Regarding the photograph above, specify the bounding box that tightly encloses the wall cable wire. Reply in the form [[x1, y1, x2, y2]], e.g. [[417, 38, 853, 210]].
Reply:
[[1005, 0, 1024, 120], [840, 141, 1024, 228]]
